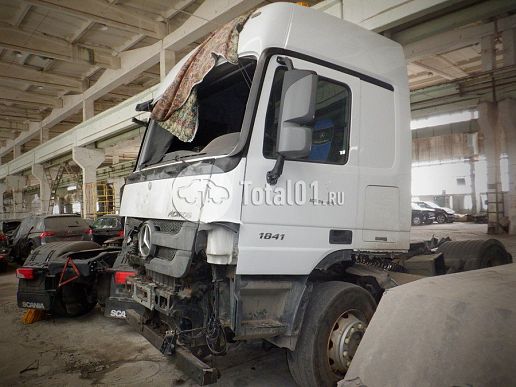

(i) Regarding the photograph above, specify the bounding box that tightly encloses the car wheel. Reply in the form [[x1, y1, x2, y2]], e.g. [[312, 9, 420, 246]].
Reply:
[[287, 282, 376, 387], [436, 214, 446, 224], [412, 215, 422, 226]]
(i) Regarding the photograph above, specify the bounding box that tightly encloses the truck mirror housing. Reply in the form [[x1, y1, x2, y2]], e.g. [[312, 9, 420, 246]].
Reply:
[[277, 69, 318, 159]]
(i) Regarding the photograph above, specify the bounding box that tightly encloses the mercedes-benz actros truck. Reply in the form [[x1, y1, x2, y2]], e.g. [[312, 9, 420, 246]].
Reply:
[[17, 3, 512, 386]]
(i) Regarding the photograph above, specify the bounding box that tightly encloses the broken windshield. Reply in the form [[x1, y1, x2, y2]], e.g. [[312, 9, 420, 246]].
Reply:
[[137, 57, 256, 169]]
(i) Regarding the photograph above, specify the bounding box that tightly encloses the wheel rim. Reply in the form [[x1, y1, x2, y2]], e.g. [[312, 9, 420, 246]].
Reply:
[[413, 216, 421, 225], [437, 215, 445, 223], [327, 311, 367, 375]]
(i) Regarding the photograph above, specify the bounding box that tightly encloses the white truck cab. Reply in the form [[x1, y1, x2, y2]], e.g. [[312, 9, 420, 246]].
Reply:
[[108, 3, 504, 386]]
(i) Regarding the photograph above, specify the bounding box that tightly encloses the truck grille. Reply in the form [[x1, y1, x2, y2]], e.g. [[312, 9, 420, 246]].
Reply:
[[126, 217, 184, 235]]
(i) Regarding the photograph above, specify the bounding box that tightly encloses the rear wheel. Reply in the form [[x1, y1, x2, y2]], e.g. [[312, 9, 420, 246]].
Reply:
[[52, 283, 97, 317], [287, 282, 376, 387], [412, 215, 422, 226]]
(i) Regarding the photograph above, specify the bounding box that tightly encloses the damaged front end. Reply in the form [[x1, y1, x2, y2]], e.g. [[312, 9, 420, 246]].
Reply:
[[107, 213, 238, 384]]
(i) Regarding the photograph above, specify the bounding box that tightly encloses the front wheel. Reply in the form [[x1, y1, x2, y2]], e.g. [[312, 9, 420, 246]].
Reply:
[[436, 214, 447, 224], [287, 282, 376, 387]]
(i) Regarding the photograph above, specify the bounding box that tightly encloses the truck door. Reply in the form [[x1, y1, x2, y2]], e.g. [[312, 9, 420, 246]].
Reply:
[[238, 55, 361, 275]]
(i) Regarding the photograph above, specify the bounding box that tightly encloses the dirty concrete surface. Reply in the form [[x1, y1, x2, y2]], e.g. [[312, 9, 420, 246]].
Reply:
[[1, 223, 513, 386]]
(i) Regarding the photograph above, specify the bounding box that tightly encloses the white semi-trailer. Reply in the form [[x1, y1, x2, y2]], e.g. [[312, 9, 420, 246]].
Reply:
[[17, 3, 512, 386]]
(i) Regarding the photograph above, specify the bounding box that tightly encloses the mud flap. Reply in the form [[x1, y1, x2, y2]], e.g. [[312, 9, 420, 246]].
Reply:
[[125, 309, 219, 385]]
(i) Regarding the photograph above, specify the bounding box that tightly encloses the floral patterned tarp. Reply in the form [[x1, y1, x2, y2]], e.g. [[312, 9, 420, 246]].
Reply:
[[150, 14, 249, 142]]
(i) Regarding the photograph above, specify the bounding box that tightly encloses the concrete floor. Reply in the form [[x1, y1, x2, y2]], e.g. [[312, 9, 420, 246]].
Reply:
[[0, 223, 513, 386]]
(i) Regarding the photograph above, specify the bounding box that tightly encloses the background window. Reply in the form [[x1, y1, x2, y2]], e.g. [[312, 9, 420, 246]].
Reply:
[[263, 67, 352, 164]]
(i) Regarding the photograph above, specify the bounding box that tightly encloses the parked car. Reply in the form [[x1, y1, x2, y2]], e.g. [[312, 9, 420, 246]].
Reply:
[[0, 219, 22, 245], [411, 203, 435, 225], [0, 231, 10, 272], [91, 215, 125, 245], [10, 214, 93, 264], [415, 201, 456, 223]]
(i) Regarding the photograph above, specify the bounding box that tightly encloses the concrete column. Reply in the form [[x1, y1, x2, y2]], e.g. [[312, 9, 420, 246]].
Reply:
[[468, 157, 478, 214], [0, 183, 6, 219], [72, 147, 105, 219], [6, 175, 27, 217], [40, 127, 50, 144], [83, 98, 94, 121], [498, 98, 516, 234], [13, 143, 21, 159], [160, 48, 176, 81], [31, 163, 51, 215], [479, 102, 503, 234], [108, 177, 125, 213], [503, 28, 516, 67], [481, 35, 496, 72]]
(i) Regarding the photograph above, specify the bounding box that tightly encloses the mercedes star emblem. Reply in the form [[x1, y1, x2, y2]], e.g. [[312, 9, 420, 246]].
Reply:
[[138, 222, 155, 258]]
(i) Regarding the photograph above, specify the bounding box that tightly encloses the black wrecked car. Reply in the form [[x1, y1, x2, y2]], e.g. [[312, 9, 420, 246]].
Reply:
[[91, 215, 125, 245], [10, 214, 93, 264], [415, 201, 456, 223], [1, 219, 21, 244], [411, 202, 435, 225]]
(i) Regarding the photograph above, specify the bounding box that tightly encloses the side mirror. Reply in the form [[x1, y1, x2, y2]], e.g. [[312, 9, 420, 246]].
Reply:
[[277, 70, 318, 158], [267, 68, 318, 185]]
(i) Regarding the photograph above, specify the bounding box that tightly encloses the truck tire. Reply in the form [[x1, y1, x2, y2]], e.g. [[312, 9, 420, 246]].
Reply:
[[287, 282, 376, 387], [52, 283, 97, 317], [437, 239, 512, 273]]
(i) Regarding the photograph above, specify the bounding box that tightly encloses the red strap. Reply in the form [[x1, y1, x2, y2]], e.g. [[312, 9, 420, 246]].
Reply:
[[58, 257, 80, 288]]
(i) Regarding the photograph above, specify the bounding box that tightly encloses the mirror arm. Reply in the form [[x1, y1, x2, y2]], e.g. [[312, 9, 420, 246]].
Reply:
[[266, 155, 285, 185], [277, 56, 294, 70], [132, 117, 148, 127]]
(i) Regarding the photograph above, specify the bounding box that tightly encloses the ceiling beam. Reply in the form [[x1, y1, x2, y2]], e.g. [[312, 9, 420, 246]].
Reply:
[[314, 0, 459, 33], [70, 20, 95, 44], [161, 0, 261, 52], [161, 0, 196, 20], [393, 0, 516, 45], [412, 57, 467, 80], [0, 111, 44, 121], [0, 120, 28, 131], [12, 3, 32, 26], [0, 86, 62, 107], [25, 0, 166, 39], [0, 0, 262, 158], [0, 22, 121, 69], [404, 14, 516, 62], [0, 62, 86, 92], [0, 131, 23, 138]]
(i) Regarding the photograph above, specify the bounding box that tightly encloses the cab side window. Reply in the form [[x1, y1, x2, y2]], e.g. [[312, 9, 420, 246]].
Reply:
[[263, 67, 351, 164]]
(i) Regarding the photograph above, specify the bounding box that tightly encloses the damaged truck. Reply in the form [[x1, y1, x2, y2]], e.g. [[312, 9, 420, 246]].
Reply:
[[17, 3, 513, 387]]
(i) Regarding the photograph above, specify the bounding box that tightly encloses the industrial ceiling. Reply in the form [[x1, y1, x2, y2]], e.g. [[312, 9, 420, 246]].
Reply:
[[0, 0, 515, 167]]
